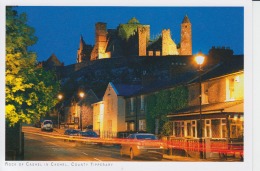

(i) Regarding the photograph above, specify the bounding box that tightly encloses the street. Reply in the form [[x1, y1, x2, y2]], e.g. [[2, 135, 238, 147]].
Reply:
[[23, 126, 170, 162]]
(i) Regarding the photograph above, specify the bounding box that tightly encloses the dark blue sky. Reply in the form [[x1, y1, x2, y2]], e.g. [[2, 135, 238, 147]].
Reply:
[[17, 6, 244, 65]]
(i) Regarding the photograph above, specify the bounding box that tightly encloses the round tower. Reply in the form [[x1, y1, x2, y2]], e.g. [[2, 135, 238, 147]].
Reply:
[[180, 15, 192, 55]]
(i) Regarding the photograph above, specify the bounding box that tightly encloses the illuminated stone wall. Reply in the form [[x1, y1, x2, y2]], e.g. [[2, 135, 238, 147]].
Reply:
[[162, 29, 179, 56], [90, 22, 111, 60], [138, 26, 150, 56], [180, 19, 192, 55]]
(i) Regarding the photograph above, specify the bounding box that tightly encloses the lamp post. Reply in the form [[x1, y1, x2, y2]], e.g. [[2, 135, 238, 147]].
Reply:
[[57, 94, 63, 129], [79, 91, 85, 131], [195, 52, 205, 159]]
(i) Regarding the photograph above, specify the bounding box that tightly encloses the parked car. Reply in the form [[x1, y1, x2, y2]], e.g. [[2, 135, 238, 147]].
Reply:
[[64, 129, 80, 136], [79, 130, 99, 137], [41, 120, 53, 132], [120, 133, 164, 160]]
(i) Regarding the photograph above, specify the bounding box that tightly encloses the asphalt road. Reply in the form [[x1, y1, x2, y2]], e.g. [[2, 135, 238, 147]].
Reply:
[[23, 127, 170, 162]]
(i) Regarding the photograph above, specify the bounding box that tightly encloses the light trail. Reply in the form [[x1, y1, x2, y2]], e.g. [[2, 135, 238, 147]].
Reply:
[[23, 127, 243, 158]]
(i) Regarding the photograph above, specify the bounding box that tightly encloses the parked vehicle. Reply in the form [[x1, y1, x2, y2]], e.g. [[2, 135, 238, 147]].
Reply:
[[41, 120, 53, 132], [120, 133, 164, 160], [79, 130, 99, 137], [64, 129, 80, 136]]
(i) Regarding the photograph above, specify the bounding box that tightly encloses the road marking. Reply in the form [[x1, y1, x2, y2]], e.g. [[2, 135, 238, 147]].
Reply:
[[94, 158, 102, 161], [82, 152, 88, 156]]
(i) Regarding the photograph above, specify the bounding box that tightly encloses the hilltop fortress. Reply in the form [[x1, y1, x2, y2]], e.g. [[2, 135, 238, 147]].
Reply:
[[76, 15, 192, 63], [39, 15, 236, 100]]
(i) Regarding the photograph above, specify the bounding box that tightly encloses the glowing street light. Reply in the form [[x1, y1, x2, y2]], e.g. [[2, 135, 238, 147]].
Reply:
[[57, 94, 63, 129], [195, 51, 205, 159], [79, 91, 85, 131], [195, 53, 205, 66]]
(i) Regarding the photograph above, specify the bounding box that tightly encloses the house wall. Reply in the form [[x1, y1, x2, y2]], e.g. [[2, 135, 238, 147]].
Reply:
[[117, 96, 127, 131], [92, 101, 104, 134], [102, 83, 126, 137], [125, 95, 146, 131], [188, 72, 244, 106]]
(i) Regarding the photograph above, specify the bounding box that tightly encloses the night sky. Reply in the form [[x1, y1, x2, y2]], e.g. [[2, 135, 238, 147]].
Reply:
[[17, 6, 244, 65]]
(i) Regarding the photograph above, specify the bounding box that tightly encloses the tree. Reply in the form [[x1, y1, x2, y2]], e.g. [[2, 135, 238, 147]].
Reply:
[[5, 7, 60, 126]]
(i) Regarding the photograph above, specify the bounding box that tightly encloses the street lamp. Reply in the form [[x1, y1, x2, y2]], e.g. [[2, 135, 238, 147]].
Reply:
[[57, 94, 63, 129], [79, 91, 85, 131], [195, 51, 205, 159]]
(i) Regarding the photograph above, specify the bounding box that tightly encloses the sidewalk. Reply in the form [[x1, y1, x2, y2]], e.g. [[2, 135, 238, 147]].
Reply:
[[163, 154, 243, 162]]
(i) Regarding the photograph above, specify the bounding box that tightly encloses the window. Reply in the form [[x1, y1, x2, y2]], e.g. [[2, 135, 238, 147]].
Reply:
[[185, 120, 196, 138], [205, 119, 211, 138], [140, 95, 145, 110], [211, 119, 221, 138], [155, 119, 159, 135], [174, 121, 185, 137], [191, 120, 197, 138], [186, 121, 191, 137], [226, 77, 235, 101], [127, 122, 135, 131], [130, 98, 134, 112], [229, 116, 244, 139], [221, 119, 227, 138], [202, 82, 209, 104], [139, 120, 146, 131]]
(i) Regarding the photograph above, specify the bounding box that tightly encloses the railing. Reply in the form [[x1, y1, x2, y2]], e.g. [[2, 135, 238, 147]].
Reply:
[[166, 137, 243, 160]]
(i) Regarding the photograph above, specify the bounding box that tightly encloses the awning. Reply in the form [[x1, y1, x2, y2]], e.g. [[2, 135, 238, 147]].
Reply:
[[167, 100, 243, 118]]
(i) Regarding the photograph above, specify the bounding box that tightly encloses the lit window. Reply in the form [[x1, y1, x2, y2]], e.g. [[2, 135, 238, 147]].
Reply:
[[205, 119, 211, 138], [226, 77, 235, 101], [139, 120, 146, 131]]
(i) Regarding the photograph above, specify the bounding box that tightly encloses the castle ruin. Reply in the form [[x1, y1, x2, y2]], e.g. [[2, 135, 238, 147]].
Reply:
[[77, 15, 192, 63]]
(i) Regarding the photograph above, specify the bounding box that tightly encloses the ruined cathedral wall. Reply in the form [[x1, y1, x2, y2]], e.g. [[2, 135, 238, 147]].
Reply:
[[162, 29, 179, 56], [91, 22, 111, 60], [138, 25, 150, 56]]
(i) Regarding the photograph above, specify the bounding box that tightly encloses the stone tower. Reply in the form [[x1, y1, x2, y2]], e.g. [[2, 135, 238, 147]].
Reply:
[[138, 25, 150, 56], [90, 22, 110, 60], [77, 35, 92, 63], [180, 15, 192, 55]]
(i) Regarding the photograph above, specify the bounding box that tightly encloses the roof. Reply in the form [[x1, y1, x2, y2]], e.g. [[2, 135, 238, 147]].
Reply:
[[110, 82, 143, 96], [167, 100, 243, 117], [182, 15, 191, 24], [136, 71, 197, 95], [189, 55, 244, 83], [45, 54, 63, 67]]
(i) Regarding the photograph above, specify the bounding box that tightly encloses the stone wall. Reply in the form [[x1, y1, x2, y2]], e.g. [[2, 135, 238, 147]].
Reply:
[[162, 29, 179, 56]]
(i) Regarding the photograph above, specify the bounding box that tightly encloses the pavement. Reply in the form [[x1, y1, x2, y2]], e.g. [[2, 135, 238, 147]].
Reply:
[[162, 153, 243, 162]]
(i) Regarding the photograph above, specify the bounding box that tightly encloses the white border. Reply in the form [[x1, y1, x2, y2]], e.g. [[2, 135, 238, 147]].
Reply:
[[253, 2, 260, 171], [0, 0, 253, 171]]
